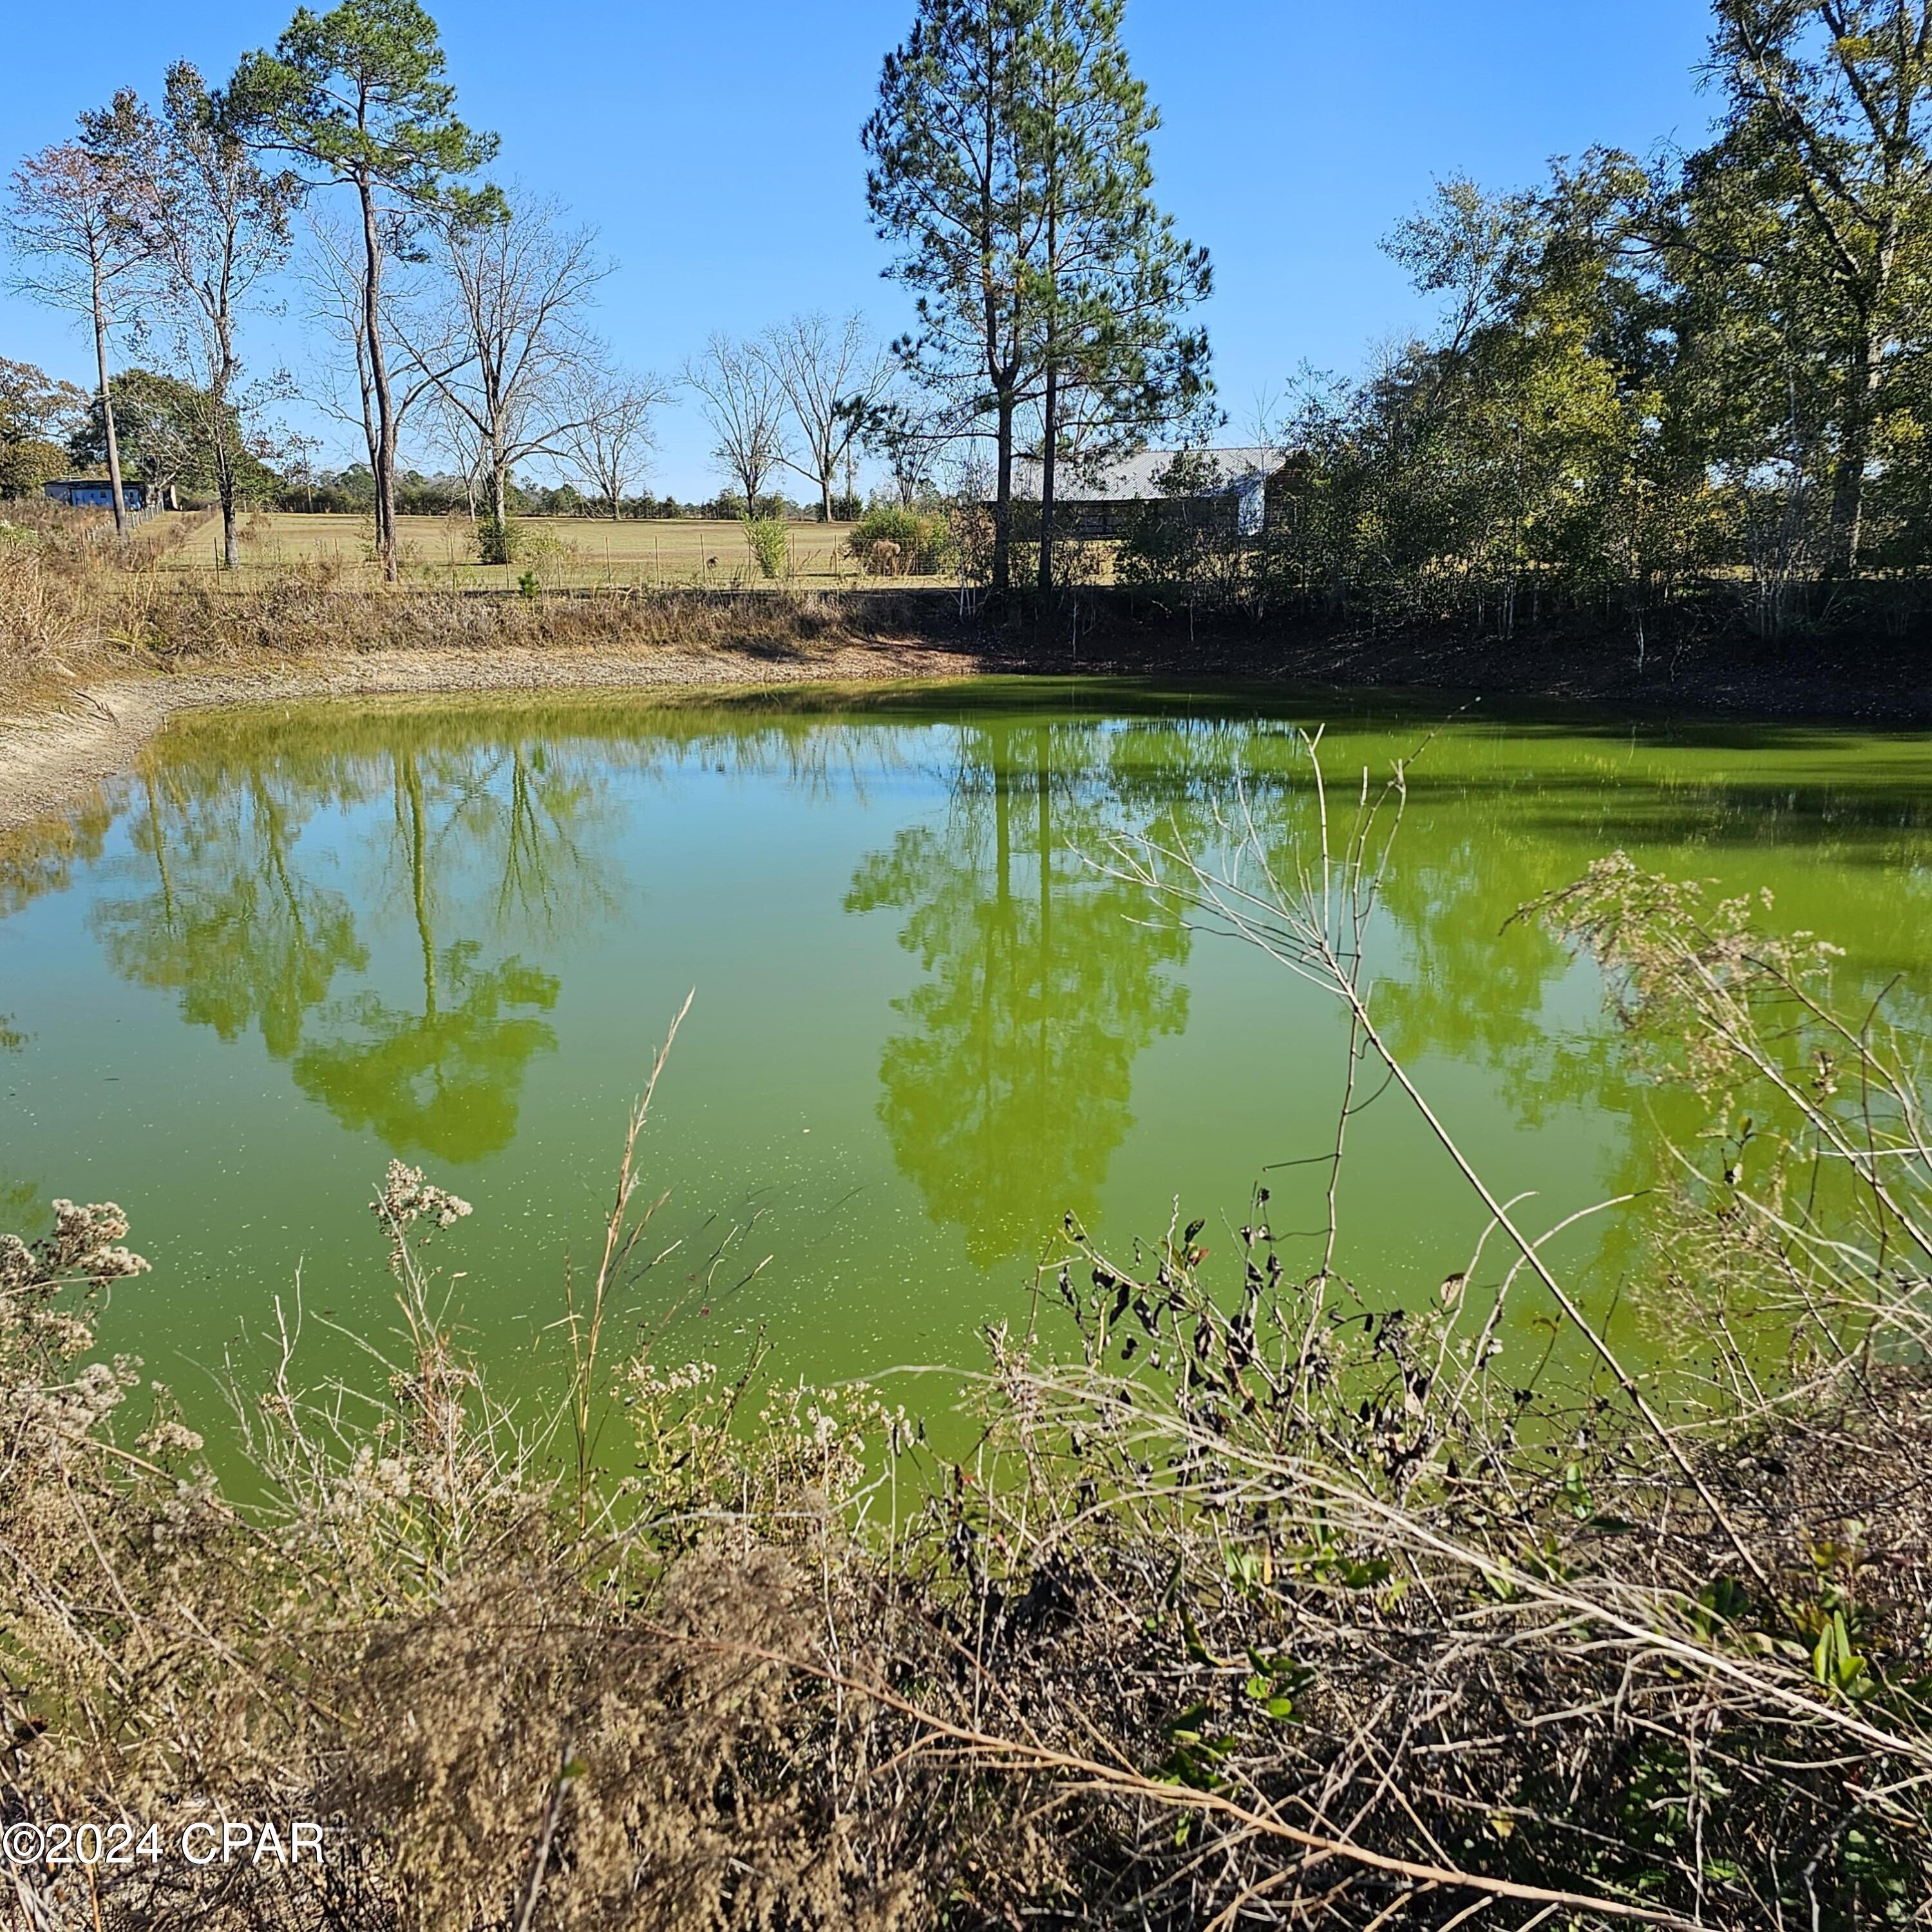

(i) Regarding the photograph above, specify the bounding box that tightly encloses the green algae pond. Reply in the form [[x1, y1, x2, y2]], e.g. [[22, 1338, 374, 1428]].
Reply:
[[4, 679, 1929, 1415]]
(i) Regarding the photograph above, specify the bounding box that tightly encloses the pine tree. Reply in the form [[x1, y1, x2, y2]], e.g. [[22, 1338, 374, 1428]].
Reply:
[[230, 0, 496, 581], [1019, 0, 1210, 590], [865, 0, 1046, 596]]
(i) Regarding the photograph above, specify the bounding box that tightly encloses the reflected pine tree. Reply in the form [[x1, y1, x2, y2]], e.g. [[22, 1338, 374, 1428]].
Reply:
[[848, 719, 1189, 1265], [292, 940, 558, 1162], [84, 728, 610, 1162]]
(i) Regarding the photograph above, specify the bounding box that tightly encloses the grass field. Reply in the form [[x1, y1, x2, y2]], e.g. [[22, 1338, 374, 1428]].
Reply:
[[149, 511, 958, 590]]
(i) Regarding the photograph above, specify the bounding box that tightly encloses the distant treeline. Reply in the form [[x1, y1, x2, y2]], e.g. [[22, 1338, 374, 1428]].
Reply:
[[287, 469, 866, 524]]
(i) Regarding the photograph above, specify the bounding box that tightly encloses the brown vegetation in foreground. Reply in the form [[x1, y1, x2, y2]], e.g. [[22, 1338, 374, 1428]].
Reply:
[[3, 797, 1929, 1929]]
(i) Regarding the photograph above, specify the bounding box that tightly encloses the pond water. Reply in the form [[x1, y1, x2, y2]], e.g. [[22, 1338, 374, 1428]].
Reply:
[[4, 681, 1931, 1414]]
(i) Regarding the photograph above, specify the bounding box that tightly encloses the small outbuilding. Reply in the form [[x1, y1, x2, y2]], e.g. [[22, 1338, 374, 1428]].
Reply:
[[1007, 446, 1286, 540], [43, 477, 178, 513]]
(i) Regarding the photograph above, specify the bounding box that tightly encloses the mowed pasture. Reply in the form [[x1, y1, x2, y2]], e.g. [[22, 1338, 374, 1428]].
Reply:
[[151, 512, 959, 589]]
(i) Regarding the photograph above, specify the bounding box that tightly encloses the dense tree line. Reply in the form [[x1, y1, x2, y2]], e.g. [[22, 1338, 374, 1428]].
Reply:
[[1209, 1, 1932, 639], [285, 464, 834, 522]]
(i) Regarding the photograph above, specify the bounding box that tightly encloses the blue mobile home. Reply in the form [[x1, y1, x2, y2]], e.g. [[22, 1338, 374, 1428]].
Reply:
[[42, 478, 178, 513]]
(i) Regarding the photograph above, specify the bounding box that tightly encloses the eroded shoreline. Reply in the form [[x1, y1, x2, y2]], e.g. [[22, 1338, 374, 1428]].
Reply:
[[10, 620, 1932, 844], [0, 636, 987, 838]]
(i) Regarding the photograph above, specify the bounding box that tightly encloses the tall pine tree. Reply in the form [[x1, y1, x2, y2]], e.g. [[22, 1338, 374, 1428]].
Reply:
[[865, 0, 1043, 596], [865, 0, 1208, 598], [231, 0, 496, 581], [1019, 0, 1209, 590]]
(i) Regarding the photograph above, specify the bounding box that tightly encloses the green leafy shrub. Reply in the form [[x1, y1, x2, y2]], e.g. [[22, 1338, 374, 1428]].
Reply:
[[846, 504, 951, 576], [473, 510, 520, 565], [477, 515, 575, 583], [740, 513, 788, 580]]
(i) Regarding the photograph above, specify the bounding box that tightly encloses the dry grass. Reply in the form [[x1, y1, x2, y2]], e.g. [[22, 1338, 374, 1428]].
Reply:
[[167, 511, 960, 590], [0, 504, 960, 708]]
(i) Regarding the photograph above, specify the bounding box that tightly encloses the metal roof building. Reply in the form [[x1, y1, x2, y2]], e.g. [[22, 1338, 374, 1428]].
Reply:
[[1008, 446, 1285, 538]]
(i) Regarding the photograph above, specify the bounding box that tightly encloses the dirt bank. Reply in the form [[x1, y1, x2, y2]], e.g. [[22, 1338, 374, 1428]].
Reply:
[[0, 634, 987, 837]]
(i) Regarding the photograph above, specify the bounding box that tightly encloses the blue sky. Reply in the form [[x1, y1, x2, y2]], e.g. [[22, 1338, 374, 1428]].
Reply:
[[3, 0, 1719, 496]]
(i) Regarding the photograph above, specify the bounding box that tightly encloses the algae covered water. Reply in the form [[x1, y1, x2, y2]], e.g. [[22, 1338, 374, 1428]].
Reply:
[[4, 680, 1930, 1404]]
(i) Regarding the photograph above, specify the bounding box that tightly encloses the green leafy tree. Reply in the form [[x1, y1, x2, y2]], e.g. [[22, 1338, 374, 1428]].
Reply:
[[1264, 164, 1719, 647], [0, 353, 82, 501], [865, 0, 1206, 596], [1685, 0, 1932, 577], [70, 366, 278, 502], [0, 439, 68, 498], [0, 357, 86, 445], [230, 0, 497, 580], [1116, 449, 1250, 614]]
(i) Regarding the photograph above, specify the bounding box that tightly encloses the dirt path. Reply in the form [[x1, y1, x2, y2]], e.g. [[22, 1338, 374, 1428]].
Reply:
[[0, 637, 985, 837]]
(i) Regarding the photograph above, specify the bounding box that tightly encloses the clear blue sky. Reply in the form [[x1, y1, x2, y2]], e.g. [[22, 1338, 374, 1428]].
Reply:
[[1, 0, 1719, 495]]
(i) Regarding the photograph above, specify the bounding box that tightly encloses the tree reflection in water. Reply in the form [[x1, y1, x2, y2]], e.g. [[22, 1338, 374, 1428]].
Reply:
[[25, 689, 1932, 1321], [848, 717, 1189, 1265], [88, 721, 612, 1163], [95, 766, 366, 1059], [289, 749, 562, 1162]]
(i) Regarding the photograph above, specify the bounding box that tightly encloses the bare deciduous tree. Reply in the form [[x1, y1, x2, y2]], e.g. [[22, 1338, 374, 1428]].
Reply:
[[299, 207, 462, 524], [759, 311, 894, 521], [860, 386, 965, 507], [231, 0, 497, 580], [5, 95, 159, 534], [555, 360, 672, 518], [684, 332, 790, 513], [415, 188, 608, 551]]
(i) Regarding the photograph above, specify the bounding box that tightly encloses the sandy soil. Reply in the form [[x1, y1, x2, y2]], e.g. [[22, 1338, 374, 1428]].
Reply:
[[0, 636, 985, 837]]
